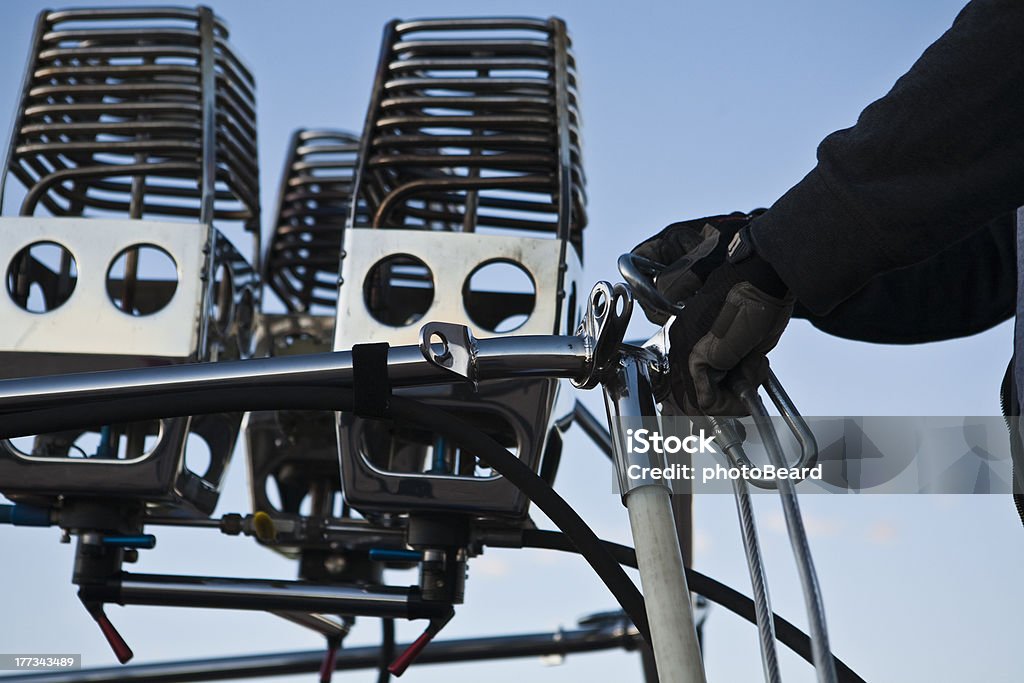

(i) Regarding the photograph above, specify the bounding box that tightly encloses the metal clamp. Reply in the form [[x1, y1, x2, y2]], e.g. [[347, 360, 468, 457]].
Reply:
[[418, 322, 479, 386], [573, 281, 633, 390]]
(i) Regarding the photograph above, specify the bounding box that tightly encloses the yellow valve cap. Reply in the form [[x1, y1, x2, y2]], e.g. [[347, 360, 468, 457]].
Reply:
[[251, 511, 277, 542]]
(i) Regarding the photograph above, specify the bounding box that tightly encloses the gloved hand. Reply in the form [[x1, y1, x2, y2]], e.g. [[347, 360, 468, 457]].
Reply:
[[631, 210, 764, 324], [668, 229, 794, 416]]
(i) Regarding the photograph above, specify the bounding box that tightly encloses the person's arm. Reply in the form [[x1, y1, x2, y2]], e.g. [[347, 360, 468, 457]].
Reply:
[[751, 0, 1024, 315], [795, 211, 1015, 344]]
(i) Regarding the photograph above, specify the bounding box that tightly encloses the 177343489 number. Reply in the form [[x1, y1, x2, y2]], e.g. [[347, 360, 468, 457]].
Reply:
[[1, 655, 80, 670]]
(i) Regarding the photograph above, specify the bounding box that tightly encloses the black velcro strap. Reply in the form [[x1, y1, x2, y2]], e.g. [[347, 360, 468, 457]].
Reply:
[[352, 342, 391, 418]]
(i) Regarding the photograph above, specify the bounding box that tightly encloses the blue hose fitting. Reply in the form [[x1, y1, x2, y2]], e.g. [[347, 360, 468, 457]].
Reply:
[[369, 548, 424, 562], [0, 503, 53, 527], [101, 534, 157, 549]]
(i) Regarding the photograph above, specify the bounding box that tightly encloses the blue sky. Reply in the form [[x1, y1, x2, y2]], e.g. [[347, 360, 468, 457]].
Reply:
[[1, 1, 1021, 681]]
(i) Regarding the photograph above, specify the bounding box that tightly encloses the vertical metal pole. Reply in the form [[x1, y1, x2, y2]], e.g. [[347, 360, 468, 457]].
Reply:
[[602, 349, 706, 683], [266, 130, 303, 300], [349, 20, 398, 232], [197, 6, 219, 360], [660, 399, 694, 567], [197, 6, 217, 227], [550, 18, 573, 335], [461, 67, 483, 235], [1, 10, 47, 215], [124, 53, 151, 316]]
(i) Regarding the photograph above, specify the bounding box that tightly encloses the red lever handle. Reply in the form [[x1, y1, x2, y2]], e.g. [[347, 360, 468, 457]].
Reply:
[[388, 629, 433, 677], [319, 637, 339, 683], [388, 611, 454, 677], [86, 605, 134, 664]]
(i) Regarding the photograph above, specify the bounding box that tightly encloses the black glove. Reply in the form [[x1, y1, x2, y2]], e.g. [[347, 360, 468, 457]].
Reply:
[[631, 210, 764, 324], [669, 233, 793, 416]]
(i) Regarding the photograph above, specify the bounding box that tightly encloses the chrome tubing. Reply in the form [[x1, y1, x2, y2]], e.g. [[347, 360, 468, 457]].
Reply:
[[80, 573, 449, 620], [764, 369, 819, 471], [0, 623, 643, 683], [732, 474, 782, 683], [602, 347, 706, 683], [724, 373, 819, 490], [0, 334, 592, 412], [709, 417, 782, 683], [741, 389, 837, 683]]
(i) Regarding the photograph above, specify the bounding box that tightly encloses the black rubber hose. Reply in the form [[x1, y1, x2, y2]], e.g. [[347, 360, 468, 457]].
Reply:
[[520, 529, 867, 683], [0, 386, 650, 643], [377, 618, 394, 683], [386, 395, 648, 642]]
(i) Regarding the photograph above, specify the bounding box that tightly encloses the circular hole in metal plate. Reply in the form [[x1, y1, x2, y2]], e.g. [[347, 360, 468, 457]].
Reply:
[[6, 241, 78, 313], [363, 254, 435, 327], [106, 244, 178, 316], [463, 259, 536, 333]]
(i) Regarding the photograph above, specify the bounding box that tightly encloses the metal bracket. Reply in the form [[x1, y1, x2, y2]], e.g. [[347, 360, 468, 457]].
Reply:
[[418, 322, 479, 386], [572, 282, 633, 390]]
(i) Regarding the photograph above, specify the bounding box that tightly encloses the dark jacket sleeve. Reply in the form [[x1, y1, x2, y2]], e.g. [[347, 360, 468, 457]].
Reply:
[[749, 0, 1024, 316], [793, 211, 1015, 343]]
